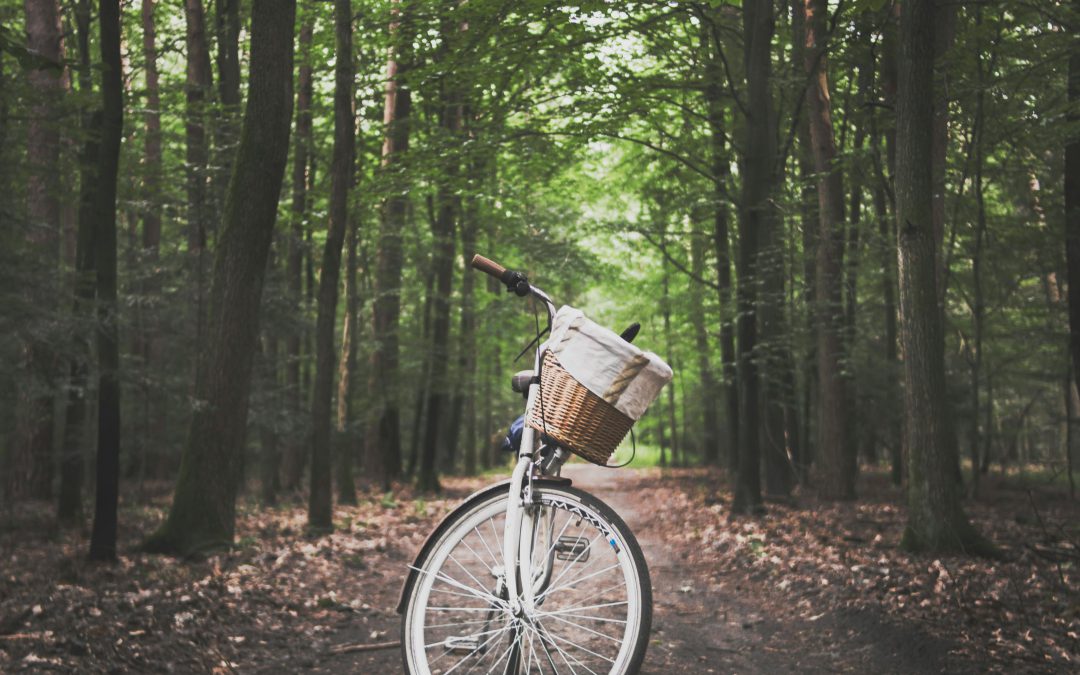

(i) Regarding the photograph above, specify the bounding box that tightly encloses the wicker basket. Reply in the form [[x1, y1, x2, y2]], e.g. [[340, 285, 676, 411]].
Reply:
[[526, 351, 635, 465]]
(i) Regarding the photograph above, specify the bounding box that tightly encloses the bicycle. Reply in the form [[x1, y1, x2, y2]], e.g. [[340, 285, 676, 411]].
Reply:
[[398, 254, 672, 674]]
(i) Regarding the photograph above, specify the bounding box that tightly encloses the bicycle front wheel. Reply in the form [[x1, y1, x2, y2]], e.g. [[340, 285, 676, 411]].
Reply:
[[401, 481, 652, 674]]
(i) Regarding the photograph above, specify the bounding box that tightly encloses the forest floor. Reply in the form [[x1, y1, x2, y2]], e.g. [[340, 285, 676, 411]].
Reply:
[[0, 465, 1077, 673]]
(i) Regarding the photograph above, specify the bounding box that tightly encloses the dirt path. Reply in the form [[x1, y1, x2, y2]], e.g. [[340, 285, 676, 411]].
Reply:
[[339, 465, 973, 674], [559, 464, 970, 675]]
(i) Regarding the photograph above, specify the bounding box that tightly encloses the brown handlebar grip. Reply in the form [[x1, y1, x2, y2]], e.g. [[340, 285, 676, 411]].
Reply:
[[470, 254, 507, 280]]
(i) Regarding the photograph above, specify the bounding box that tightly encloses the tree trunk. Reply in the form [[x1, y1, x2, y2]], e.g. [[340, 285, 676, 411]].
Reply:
[[660, 261, 679, 467], [11, 0, 67, 502], [699, 8, 739, 470], [282, 18, 314, 492], [803, 0, 853, 500], [1067, 375, 1078, 501], [931, 3, 957, 308], [792, 0, 817, 479], [968, 6, 989, 497], [1067, 0, 1080, 437], [419, 32, 462, 490], [459, 163, 479, 475], [845, 22, 873, 469], [877, 4, 902, 485], [407, 272, 435, 479], [88, 0, 124, 561], [368, 0, 413, 488], [58, 0, 98, 525], [336, 198, 360, 505], [213, 0, 242, 208], [309, 0, 354, 530], [689, 208, 721, 463], [145, 0, 296, 556], [259, 332, 280, 505], [896, 0, 989, 555], [731, 0, 774, 515], [185, 0, 213, 351]]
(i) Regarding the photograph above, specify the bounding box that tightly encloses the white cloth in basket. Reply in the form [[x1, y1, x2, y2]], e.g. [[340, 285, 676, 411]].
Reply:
[[546, 306, 673, 421]]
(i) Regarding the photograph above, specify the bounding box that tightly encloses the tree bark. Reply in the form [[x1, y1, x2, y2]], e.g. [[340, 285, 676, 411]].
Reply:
[[1067, 0, 1080, 432], [878, 3, 902, 485], [185, 0, 214, 350], [699, 7, 739, 470], [11, 0, 68, 502], [660, 260, 679, 466], [88, 0, 124, 561], [803, 0, 853, 500], [792, 0, 817, 479], [336, 197, 360, 505], [145, 0, 296, 556], [689, 207, 721, 463], [213, 0, 242, 206], [368, 0, 413, 488], [459, 158, 479, 475], [968, 6, 990, 497], [896, 0, 990, 555], [931, 2, 957, 308], [309, 0, 355, 530], [419, 26, 461, 490], [57, 0, 98, 525], [282, 18, 314, 492], [731, 0, 774, 515]]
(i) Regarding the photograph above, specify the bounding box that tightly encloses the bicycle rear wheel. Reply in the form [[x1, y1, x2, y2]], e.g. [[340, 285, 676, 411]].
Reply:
[[401, 482, 652, 674]]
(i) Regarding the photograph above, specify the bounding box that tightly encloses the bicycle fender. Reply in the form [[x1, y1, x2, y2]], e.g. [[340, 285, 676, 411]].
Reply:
[[396, 476, 572, 615]]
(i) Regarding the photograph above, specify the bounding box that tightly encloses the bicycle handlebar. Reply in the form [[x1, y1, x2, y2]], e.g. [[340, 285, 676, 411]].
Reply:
[[470, 253, 531, 297], [470, 254, 507, 280]]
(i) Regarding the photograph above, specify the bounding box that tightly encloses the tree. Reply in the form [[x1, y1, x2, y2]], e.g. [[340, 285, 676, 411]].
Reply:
[[731, 0, 775, 515], [88, 0, 124, 561], [895, 0, 989, 555], [368, 0, 413, 488], [1067, 3, 1080, 411], [57, 0, 98, 525], [184, 0, 213, 347], [803, 0, 853, 500], [698, 4, 739, 470], [282, 16, 315, 492], [10, 0, 67, 502], [309, 0, 355, 530], [145, 0, 296, 555], [418, 11, 462, 491]]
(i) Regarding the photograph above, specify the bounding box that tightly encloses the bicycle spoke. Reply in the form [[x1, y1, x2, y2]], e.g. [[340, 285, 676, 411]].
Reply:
[[472, 525, 502, 573], [532, 621, 616, 665], [522, 622, 591, 675], [535, 600, 629, 618], [435, 617, 512, 673], [536, 531, 604, 603], [537, 537, 619, 606], [537, 563, 622, 603], [540, 612, 622, 645], [449, 551, 497, 601], [426, 616, 496, 630], [411, 564, 505, 608], [537, 582, 626, 617]]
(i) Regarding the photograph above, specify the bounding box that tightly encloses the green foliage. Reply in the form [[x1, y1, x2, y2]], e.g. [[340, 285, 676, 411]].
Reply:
[[2, 0, 1077, 505]]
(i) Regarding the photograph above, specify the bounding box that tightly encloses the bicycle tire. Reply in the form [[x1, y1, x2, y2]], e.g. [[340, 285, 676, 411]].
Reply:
[[401, 482, 652, 674]]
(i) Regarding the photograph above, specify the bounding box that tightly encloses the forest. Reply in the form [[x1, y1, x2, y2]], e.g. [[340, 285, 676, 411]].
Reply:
[[0, 0, 1078, 671]]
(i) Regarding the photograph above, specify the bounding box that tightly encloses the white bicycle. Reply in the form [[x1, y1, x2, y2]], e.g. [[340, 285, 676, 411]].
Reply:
[[398, 254, 664, 674]]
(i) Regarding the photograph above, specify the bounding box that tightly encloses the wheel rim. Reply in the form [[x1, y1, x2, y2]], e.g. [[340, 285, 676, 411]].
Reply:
[[406, 489, 644, 674]]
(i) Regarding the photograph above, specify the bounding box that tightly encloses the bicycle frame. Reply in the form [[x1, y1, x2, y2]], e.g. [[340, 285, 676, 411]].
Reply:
[[502, 286, 559, 618]]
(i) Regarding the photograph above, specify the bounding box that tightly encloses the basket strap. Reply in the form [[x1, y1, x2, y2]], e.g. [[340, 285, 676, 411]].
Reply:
[[602, 353, 650, 406]]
